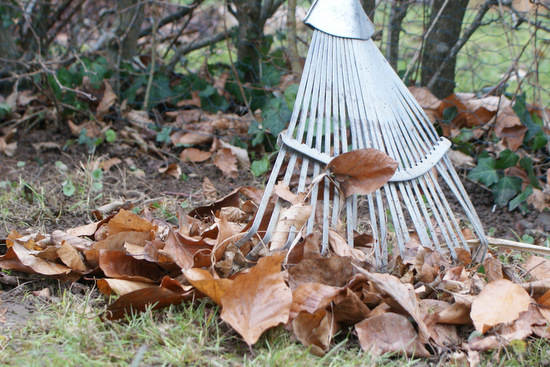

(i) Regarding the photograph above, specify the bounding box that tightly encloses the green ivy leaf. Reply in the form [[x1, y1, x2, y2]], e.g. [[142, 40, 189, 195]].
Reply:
[[261, 97, 291, 137], [509, 185, 533, 211], [519, 157, 541, 189], [495, 149, 519, 170], [442, 106, 458, 123], [156, 127, 172, 143], [284, 84, 299, 111], [251, 155, 271, 177], [493, 176, 522, 207], [467, 157, 499, 186]]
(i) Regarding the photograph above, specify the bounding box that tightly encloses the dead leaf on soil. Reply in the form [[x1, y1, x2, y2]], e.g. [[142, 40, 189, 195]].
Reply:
[[355, 313, 430, 357], [289, 283, 342, 320], [99, 250, 164, 283], [220, 253, 292, 345], [170, 122, 214, 146], [213, 148, 239, 178], [494, 105, 528, 151], [326, 149, 398, 197], [158, 163, 182, 179], [470, 279, 531, 334], [57, 242, 88, 273], [180, 148, 212, 162], [524, 255, 550, 281]]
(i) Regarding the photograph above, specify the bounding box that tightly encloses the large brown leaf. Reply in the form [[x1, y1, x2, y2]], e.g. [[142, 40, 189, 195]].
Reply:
[[292, 310, 339, 356], [355, 313, 430, 357], [97, 279, 156, 296], [99, 250, 164, 283], [471, 279, 531, 334], [103, 287, 191, 321], [220, 253, 292, 345], [184, 268, 233, 306], [354, 267, 430, 343], [0, 243, 72, 276], [161, 230, 214, 269], [290, 283, 342, 320], [105, 209, 157, 235], [326, 149, 398, 197], [288, 256, 354, 290]]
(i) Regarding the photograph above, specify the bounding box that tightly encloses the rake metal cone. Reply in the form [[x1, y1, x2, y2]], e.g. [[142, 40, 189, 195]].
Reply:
[[236, 0, 488, 265]]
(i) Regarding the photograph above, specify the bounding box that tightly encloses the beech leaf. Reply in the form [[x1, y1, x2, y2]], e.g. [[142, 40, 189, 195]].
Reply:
[[220, 253, 292, 345], [326, 149, 398, 197]]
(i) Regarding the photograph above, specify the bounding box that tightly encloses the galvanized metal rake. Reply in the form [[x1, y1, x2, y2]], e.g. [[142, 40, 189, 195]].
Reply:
[[236, 0, 488, 264]]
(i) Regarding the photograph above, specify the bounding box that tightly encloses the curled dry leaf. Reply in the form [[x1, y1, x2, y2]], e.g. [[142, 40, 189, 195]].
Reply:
[[99, 250, 164, 283], [292, 310, 339, 356], [332, 288, 371, 325], [184, 268, 233, 306], [51, 230, 93, 251], [290, 283, 342, 320], [57, 242, 88, 273], [523, 255, 550, 281], [158, 163, 182, 179], [105, 209, 157, 236], [354, 267, 430, 343], [326, 149, 398, 197], [355, 313, 430, 357], [470, 279, 531, 334], [220, 140, 250, 169], [220, 253, 292, 345], [170, 123, 214, 146], [288, 256, 354, 290], [328, 229, 366, 262], [97, 278, 156, 296], [0, 242, 72, 276], [213, 148, 239, 178], [180, 148, 212, 162], [494, 105, 528, 151], [270, 204, 313, 251]]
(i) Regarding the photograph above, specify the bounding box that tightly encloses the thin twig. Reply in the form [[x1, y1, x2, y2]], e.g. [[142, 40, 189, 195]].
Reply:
[[144, 2, 159, 111]]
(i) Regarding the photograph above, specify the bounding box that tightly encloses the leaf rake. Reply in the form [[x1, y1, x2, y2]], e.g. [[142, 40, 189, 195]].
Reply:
[[236, 0, 488, 265]]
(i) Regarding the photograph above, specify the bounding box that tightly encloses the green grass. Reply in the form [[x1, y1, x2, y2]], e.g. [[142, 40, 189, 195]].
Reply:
[[0, 288, 424, 366]]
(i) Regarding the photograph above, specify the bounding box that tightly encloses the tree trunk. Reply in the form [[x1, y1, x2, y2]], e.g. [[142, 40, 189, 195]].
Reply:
[[115, 0, 146, 61], [386, 0, 410, 70], [232, 0, 265, 82], [360, 0, 376, 18], [420, 0, 469, 99]]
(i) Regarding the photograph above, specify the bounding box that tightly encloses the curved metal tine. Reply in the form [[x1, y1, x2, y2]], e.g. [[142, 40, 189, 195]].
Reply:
[[439, 155, 487, 239], [330, 32, 343, 230], [238, 31, 324, 249], [345, 38, 399, 261], [351, 39, 409, 255], [306, 33, 330, 241]]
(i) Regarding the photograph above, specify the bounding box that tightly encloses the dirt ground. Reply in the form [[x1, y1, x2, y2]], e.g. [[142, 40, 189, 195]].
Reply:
[[0, 121, 546, 329]]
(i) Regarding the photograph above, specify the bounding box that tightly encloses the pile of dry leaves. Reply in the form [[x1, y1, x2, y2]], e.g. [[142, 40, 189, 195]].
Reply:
[[2, 147, 550, 364]]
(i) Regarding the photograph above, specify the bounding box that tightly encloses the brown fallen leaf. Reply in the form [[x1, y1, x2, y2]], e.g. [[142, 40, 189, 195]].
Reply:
[[184, 268, 233, 306], [470, 279, 531, 334], [288, 256, 355, 290], [180, 148, 212, 163], [354, 267, 430, 344], [328, 229, 367, 262], [290, 283, 342, 320], [105, 209, 157, 236], [99, 250, 164, 283], [494, 105, 528, 151], [292, 310, 339, 356], [103, 287, 191, 321], [220, 253, 292, 345], [524, 255, 550, 281], [0, 242, 72, 276], [158, 163, 182, 179], [355, 313, 430, 357], [57, 242, 88, 273], [270, 204, 313, 251], [97, 278, 156, 296], [213, 148, 239, 178], [326, 149, 398, 197], [332, 288, 371, 325]]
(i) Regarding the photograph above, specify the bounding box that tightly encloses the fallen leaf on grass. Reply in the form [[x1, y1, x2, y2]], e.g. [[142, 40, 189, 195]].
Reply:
[[326, 149, 398, 197], [292, 310, 339, 356], [57, 242, 88, 273], [220, 253, 292, 345], [470, 279, 531, 334], [355, 313, 430, 357], [0, 243, 72, 276], [290, 283, 342, 320], [97, 279, 156, 296], [103, 287, 190, 321], [161, 229, 214, 269], [184, 268, 233, 305], [332, 288, 371, 325]]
